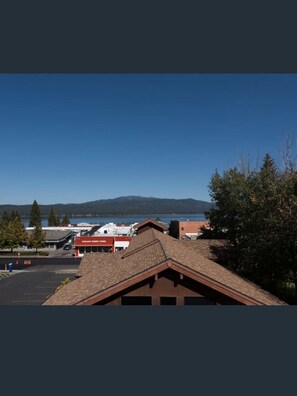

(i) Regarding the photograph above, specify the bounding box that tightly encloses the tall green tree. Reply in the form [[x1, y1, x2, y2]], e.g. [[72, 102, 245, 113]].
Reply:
[[205, 153, 297, 301], [62, 213, 70, 224], [29, 200, 41, 227], [0, 211, 10, 227], [0, 210, 20, 226], [0, 212, 28, 252], [2, 217, 28, 252], [48, 206, 60, 226], [28, 225, 46, 252], [277, 169, 297, 291]]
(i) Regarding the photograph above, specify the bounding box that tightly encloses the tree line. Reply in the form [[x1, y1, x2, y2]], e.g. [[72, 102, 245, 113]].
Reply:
[[0, 200, 70, 253], [28, 200, 69, 227], [202, 149, 297, 304]]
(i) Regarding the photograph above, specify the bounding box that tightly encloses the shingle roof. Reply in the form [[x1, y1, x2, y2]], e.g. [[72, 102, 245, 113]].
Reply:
[[76, 250, 124, 277], [27, 229, 73, 242], [179, 239, 229, 262], [43, 228, 287, 306], [133, 218, 168, 231]]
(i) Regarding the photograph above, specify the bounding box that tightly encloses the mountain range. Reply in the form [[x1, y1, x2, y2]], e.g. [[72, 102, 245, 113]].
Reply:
[[0, 196, 214, 218]]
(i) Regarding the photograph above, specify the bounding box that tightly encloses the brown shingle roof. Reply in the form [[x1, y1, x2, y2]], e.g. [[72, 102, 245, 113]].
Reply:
[[43, 228, 287, 306], [76, 251, 124, 277], [133, 218, 168, 231], [180, 239, 229, 262]]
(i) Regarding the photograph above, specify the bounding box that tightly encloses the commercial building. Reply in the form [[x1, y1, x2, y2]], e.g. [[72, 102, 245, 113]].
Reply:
[[26, 229, 74, 250], [94, 222, 134, 237], [169, 220, 210, 239], [73, 218, 169, 257], [74, 235, 131, 257], [26, 223, 98, 238]]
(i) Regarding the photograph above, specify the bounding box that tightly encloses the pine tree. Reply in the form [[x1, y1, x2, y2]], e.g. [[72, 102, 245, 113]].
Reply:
[[10, 210, 21, 221], [29, 200, 41, 227], [13, 217, 28, 247], [48, 206, 60, 226], [206, 152, 297, 301], [62, 213, 70, 224], [28, 225, 45, 252], [0, 215, 28, 252], [1, 211, 10, 226]]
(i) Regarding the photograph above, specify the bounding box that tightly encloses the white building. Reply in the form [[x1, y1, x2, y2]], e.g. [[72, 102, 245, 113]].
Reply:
[[94, 223, 135, 237]]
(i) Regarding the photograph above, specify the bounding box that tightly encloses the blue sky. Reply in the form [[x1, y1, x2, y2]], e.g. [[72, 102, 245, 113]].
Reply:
[[0, 73, 296, 205]]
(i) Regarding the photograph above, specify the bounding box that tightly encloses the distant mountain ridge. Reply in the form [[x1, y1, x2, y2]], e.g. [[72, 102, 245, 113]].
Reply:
[[0, 196, 214, 218]]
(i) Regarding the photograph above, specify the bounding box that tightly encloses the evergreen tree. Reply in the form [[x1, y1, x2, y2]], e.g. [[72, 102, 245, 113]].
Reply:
[[28, 225, 46, 252], [62, 213, 70, 224], [48, 206, 60, 226], [3, 217, 28, 252], [205, 153, 297, 302], [0, 219, 6, 249], [29, 200, 41, 227], [1, 211, 10, 226], [10, 210, 21, 221], [0, 214, 28, 252]]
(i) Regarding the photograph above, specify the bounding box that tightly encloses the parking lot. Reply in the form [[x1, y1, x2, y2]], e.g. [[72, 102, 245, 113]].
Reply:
[[0, 261, 80, 305]]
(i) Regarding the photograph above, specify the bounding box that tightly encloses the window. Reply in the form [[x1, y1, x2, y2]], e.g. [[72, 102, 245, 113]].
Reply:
[[160, 297, 176, 305], [121, 296, 152, 305], [98, 246, 110, 252]]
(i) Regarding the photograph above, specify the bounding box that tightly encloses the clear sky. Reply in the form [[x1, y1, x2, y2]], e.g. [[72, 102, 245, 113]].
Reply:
[[0, 73, 296, 205]]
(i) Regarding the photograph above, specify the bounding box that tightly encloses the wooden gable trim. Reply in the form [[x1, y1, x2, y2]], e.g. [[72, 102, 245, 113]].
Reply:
[[75, 261, 171, 305], [134, 219, 168, 231], [75, 259, 266, 306], [168, 260, 263, 305]]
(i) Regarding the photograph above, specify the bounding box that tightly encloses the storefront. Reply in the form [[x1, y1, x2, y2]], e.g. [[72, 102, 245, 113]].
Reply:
[[74, 236, 131, 257]]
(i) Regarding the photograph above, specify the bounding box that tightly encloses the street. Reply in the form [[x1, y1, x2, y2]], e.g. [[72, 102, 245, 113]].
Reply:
[[0, 256, 80, 270]]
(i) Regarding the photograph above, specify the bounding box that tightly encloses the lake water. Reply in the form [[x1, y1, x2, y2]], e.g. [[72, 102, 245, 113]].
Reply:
[[23, 213, 207, 227]]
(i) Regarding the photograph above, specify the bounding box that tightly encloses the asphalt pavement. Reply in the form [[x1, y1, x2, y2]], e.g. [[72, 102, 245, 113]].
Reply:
[[0, 262, 80, 305]]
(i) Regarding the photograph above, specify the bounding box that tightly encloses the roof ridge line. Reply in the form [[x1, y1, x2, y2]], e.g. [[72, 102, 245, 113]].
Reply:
[[121, 238, 159, 258], [155, 236, 168, 261]]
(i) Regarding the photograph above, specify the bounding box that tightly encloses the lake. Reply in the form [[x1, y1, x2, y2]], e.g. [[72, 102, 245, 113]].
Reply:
[[23, 213, 207, 227]]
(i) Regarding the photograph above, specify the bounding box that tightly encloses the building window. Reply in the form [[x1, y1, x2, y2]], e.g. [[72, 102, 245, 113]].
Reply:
[[184, 297, 215, 305], [160, 297, 176, 305], [121, 296, 152, 305], [98, 246, 111, 252]]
